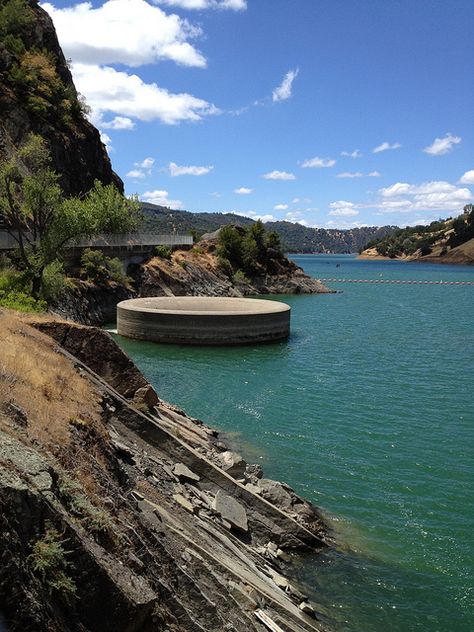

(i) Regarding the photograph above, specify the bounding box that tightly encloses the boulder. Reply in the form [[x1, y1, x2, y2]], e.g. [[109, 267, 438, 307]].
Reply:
[[212, 490, 248, 532], [173, 463, 200, 483], [217, 451, 247, 478], [133, 385, 159, 409]]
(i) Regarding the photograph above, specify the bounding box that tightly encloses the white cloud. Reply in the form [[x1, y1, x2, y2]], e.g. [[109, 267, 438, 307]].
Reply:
[[235, 211, 276, 222], [301, 156, 336, 168], [42, 0, 206, 68], [72, 63, 219, 125], [377, 180, 472, 213], [368, 171, 381, 177], [272, 68, 299, 102], [284, 210, 312, 226], [100, 131, 112, 150], [328, 200, 359, 217], [155, 0, 246, 9], [336, 172, 364, 179], [341, 149, 362, 158], [373, 141, 401, 153], [141, 189, 183, 208], [101, 116, 135, 130], [292, 197, 311, 204], [326, 219, 368, 229], [169, 161, 213, 176], [423, 133, 462, 156], [126, 169, 146, 178], [263, 170, 296, 180], [459, 170, 474, 185], [139, 157, 155, 169], [274, 203, 288, 210], [234, 187, 252, 194]]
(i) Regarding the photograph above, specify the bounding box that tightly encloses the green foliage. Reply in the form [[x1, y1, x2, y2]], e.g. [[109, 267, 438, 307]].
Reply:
[[154, 245, 172, 260], [81, 249, 129, 286], [216, 256, 233, 278], [0, 135, 139, 298], [233, 269, 250, 284], [191, 246, 204, 255], [41, 261, 69, 303], [0, 289, 46, 312], [28, 523, 76, 598], [265, 230, 281, 250], [0, 0, 35, 40], [217, 222, 282, 276]]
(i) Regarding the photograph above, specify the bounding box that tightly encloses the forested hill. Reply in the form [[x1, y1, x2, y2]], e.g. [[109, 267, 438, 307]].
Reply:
[[141, 203, 396, 253]]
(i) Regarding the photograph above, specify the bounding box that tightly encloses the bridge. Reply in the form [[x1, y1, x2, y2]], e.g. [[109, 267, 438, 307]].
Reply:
[[320, 278, 474, 286], [0, 231, 193, 267]]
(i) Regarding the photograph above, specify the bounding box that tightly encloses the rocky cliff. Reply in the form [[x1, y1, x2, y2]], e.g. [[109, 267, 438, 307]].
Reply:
[[0, 309, 331, 631], [0, 0, 122, 196]]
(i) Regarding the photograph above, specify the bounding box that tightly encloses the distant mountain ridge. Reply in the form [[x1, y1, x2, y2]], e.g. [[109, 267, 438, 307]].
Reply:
[[141, 203, 396, 253]]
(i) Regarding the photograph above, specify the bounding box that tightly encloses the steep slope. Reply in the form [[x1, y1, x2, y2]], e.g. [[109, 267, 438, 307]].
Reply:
[[0, 309, 330, 631], [0, 0, 122, 195]]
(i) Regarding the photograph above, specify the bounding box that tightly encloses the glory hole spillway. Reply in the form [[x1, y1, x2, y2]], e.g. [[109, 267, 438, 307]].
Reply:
[[116, 297, 291, 344]]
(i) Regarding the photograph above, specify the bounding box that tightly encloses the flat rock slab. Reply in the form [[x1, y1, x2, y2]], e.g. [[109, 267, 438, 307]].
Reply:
[[173, 462, 200, 482], [212, 490, 248, 532]]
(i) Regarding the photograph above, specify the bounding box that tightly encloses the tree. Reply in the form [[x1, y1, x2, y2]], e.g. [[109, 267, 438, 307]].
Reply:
[[0, 134, 139, 297]]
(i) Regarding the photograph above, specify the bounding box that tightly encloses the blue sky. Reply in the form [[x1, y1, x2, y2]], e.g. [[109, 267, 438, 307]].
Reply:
[[42, 0, 473, 228]]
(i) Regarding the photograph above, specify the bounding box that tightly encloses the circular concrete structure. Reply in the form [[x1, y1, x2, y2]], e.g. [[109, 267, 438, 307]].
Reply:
[[117, 297, 290, 345]]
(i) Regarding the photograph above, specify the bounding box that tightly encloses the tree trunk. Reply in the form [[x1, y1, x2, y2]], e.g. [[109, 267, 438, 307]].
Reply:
[[31, 271, 43, 300]]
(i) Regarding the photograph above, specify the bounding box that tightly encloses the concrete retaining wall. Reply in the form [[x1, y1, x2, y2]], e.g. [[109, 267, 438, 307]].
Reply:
[[117, 297, 290, 345]]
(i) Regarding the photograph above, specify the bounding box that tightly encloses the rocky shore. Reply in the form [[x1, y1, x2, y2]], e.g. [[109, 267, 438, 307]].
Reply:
[[0, 310, 332, 631]]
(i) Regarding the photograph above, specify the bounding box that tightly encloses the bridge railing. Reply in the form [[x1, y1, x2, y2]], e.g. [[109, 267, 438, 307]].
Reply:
[[0, 231, 193, 250]]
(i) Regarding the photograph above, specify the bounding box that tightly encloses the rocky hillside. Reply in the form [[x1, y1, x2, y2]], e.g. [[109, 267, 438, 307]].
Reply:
[[0, 308, 331, 631], [359, 206, 474, 265], [0, 0, 122, 196]]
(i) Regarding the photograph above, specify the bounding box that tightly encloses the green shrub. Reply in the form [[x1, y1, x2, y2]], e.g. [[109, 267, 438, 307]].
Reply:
[[41, 261, 69, 303], [233, 269, 250, 284], [81, 249, 128, 285], [217, 256, 233, 277], [0, 290, 46, 312], [154, 245, 172, 260], [191, 246, 204, 255], [29, 523, 76, 598]]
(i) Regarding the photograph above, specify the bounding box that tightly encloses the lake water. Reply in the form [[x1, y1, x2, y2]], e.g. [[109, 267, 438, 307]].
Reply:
[[112, 255, 474, 632]]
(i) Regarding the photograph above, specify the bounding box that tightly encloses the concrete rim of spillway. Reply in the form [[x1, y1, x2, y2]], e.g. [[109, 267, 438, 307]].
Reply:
[[116, 297, 291, 345]]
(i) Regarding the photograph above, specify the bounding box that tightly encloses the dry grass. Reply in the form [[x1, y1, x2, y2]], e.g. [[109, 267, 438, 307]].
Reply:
[[0, 309, 102, 448]]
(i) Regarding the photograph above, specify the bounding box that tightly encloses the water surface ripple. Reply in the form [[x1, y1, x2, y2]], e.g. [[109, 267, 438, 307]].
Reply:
[[113, 255, 474, 632]]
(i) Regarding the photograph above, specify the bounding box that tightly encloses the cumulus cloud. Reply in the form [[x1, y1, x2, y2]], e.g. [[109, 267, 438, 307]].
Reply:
[[100, 132, 112, 149], [373, 141, 401, 153], [423, 133, 462, 156], [272, 68, 299, 102], [42, 0, 206, 68], [328, 201, 359, 217], [72, 63, 219, 125], [341, 149, 362, 158], [126, 169, 146, 178], [155, 0, 247, 9], [368, 171, 381, 177], [169, 162, 213, 176], [139, 157, 155, 169], [284, 210, 312, 226], [101, 116, 135, 130], [336, 172, 364, 179], [234, 211, 276, 222], [274, 203, 288, 210], [234, 187, 252, 194], [263, 170, 296, 180], [459, 170, 474, 185], [377, 180, 472, 213], [141, 189, 183, 208], [301, 156, 336, 168]]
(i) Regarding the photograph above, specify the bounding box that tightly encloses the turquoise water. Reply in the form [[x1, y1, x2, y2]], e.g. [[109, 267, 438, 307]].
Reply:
[[113, 255, 474, 632]]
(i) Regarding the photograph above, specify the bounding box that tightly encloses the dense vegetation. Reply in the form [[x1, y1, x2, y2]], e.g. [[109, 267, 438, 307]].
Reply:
[[141, 203, 396, 253], [0, 134, 138, 308], [362, 206, 474, 258], [0, 0, 87, 129], [216, 221, 281, 278]]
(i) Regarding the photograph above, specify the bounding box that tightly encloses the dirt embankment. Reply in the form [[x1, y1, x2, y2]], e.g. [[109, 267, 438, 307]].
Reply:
[[0, 309, 332, 632], [359, 238, 474, 265]]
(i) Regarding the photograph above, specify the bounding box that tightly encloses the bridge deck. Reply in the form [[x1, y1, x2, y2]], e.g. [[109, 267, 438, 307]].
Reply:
[[0, 232, 193, 250]]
